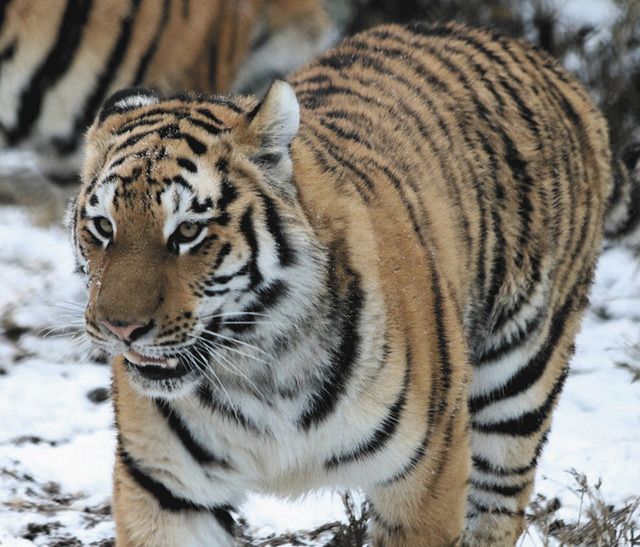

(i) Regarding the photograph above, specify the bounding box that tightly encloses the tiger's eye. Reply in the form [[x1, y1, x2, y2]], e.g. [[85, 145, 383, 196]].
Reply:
[[177, 221, 199, 241], [94, 216, 113, 238]]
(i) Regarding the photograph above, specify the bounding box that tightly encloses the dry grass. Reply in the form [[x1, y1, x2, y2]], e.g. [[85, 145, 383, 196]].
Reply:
[[525, 471, 640, 546], [238, 475, 640, 546]]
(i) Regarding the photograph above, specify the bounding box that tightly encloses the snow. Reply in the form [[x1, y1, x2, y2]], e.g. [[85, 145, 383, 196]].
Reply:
[[0, 200, 638, 545], [0, 3, 637, 540], [554, 0, 618, 27]]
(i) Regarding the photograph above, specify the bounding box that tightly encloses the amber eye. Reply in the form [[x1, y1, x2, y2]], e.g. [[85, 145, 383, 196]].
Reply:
[[94, 216, 114, 239], [174, 221, 203, 244]]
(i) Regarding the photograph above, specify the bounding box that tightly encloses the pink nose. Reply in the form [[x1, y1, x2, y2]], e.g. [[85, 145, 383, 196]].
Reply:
[[101, 320, 146, 342]]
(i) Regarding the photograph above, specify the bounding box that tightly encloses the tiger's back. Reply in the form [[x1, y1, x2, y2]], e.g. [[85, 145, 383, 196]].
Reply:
[[289, 22, 610, 544]]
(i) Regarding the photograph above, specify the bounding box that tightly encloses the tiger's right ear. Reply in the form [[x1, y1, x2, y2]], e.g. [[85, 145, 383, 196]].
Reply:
[[97, 87, 159, 123]]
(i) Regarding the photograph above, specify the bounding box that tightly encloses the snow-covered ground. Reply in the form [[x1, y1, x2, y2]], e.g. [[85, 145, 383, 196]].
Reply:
[[0, 2, 636, 543], [0, 202, 638, 546]]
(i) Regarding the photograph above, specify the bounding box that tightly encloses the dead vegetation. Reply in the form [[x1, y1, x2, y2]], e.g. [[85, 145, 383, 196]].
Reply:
[[236, 474, 640, 546]]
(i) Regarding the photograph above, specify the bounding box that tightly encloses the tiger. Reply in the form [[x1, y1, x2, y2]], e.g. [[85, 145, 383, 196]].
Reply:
[[0, 0, 333, 183], [69, 21, 632, 546]]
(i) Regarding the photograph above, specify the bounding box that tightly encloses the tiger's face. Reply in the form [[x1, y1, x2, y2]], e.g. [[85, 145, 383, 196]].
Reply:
[[70, 84, 323, 397]]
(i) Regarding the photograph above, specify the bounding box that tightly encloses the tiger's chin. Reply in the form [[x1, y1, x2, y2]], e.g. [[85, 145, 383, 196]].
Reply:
[[121, 352, 202, 399]]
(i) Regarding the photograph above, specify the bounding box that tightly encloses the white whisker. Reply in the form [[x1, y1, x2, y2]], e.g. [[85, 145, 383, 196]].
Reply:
[[198, 341, 268, 400], [190, 333, 268, 365], [197, 329, 271, 358], [190, 348, 237, 417]]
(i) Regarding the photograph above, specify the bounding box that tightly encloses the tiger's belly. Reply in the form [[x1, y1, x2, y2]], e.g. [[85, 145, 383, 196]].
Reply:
[[159, 386, 427, 502]]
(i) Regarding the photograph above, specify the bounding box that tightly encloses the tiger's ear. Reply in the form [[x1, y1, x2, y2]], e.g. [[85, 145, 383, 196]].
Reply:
[[240, 81, 299, 198], [246, 80, 300, 148], [97, 87, 159, 122]]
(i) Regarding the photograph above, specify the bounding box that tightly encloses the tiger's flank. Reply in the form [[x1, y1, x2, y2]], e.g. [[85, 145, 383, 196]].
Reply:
[[70, 23, 618, 546]]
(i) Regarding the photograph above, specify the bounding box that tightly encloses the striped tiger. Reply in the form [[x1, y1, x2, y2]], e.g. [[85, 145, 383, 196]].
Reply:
[[69, 22, 633, 546], [0, 0, 333, 182]]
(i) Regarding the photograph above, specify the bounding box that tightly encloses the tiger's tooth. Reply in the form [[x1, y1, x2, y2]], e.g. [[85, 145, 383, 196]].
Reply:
[[124, 351, 141, 365], [167, 357, 179, 368]]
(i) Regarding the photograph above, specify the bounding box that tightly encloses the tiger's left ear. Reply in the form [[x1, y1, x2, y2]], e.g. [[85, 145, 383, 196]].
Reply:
[[240, 81, 300, 198], [247, 80, 300, 148]]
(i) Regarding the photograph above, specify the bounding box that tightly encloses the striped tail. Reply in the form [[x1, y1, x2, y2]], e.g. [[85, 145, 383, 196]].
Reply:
[[604, 142, 640, 252]]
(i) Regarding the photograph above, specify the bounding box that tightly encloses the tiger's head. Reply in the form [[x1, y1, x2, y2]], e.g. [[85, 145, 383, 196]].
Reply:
[[70, 83, 325, 397]]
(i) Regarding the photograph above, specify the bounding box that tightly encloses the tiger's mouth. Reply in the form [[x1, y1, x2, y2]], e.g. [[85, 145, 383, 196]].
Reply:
[[124, 350, 189, 381], [124, 350, 179, 368]]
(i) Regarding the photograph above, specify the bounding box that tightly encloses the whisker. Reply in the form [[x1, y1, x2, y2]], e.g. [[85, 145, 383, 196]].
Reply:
[[190, 333, 268, 365], [197, 329, 271, 358], [221, 320, 284, 327], [201, 311, 269, 319], [189, 348, 238, 417], [199, 341, 268, 400]]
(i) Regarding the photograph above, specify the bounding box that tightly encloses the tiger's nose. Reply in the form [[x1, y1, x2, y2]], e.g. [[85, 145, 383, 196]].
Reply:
[[101, 320, 153, 342]]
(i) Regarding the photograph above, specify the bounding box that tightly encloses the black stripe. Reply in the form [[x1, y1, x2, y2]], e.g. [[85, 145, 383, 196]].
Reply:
[[472, 366, 568, 436], [472, 429, 550, 476], [189, 195, 213, 213], [490, 263, 541, 333], [305, 123, 375, 198], [207, 0, 224, 90], [468, 499, 522, 517], [115, 116, 165, 135], [431, 265, 451, 401], [318, 115, 429, 247], [469, 478, 530, 497], [0, 0, 11, 29], [370, 507, 404, 536], [155, 399, 230, 467], [469, 296, 574, 414], [259, 191, 295, 267], [204, 288, 229, 296], [132, 0, 170, 85], [299, 131, 371, 203], [310, 46, 473, 248], [56, 0, 143, 154], [196, 384, 262, 433], [239, 207, 262, 289], [379, 263, 456, 486], [210, 264, 248, 285], [6, 0, 94, 145], [0, 39, 16, 81], [325, 344, 411, 468], [184, 133, 207, 155], [225, 280, 288, 333], [177, 157, 197, 173], [197, 108, 225, 125], [477, 306, 546, 365], [217, 178, 237, 210], [98, 88, 159, 122], [298, 250, 363, 430], [118, 443, 236, 534], [187, 116, 226, 136], [213, 242, 232, 269]]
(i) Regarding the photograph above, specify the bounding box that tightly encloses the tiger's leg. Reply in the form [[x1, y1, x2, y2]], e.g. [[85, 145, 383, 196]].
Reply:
[[464, 297, 588, 545], [365, 400, 470, 547], [113, 453, 236, 547], [111, 360, 239, 547]]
